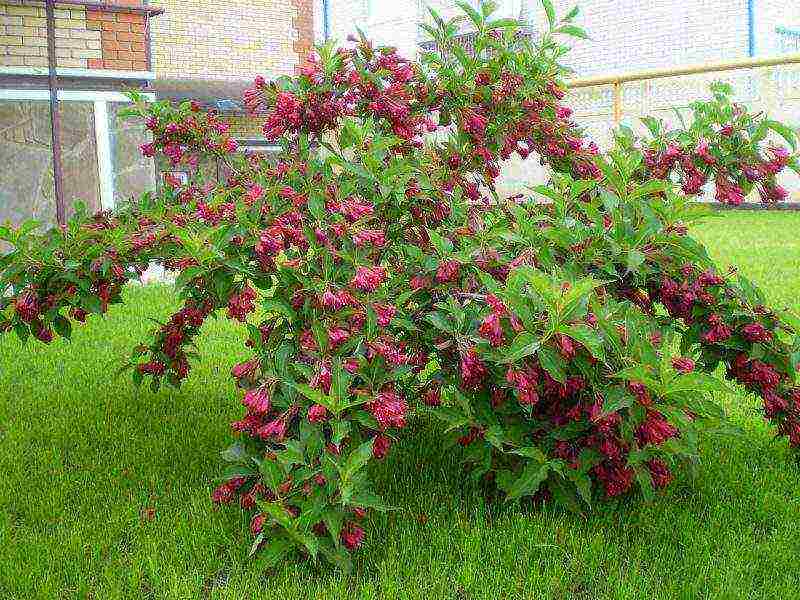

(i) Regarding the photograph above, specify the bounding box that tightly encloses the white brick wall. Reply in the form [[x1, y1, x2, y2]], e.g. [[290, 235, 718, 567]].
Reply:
[[754, 0, 800, 55], [325, 0, 800, 76]]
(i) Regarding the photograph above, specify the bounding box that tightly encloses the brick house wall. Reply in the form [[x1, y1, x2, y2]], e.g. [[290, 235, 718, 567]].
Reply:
[[0, 0, 152, 71], [2, 0, 317, 78], [148, 0, 314, 81]]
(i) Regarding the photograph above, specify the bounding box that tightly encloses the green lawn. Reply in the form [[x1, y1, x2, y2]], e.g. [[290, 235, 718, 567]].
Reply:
[[2, 212, 800, 599]]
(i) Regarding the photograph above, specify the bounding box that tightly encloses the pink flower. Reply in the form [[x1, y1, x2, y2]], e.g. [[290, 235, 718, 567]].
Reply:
[[478, 312, 504, 347], [329, 328, 350, 348], [372, 434, 392, 459], [15, 290, 39, 323], [636, 411, 678, 446], [741, 322, 772, 343], [695, 139, 716, 165], [423, 386, 441, 407], [435, 260, 460, 284], [250, 513, 266, 536], [460, 348, 487, 389], [352, 265, 387, 292], [227, 285, 257, 322], [340, 522, 365, 550], [139, 142, 156, 157], [647, 458, 673, 489], [243, 387, 271, 414], [312, 362, 332, 393], [369, 389, 409, 429], [232, 358, 260, 381], [212, 482, 235, 505], [463, 110, 487, 138], [410, 276, 431, 290], [307, 404, 328, 423], [672, 357, 695, 374], [557, 334, 576, 360], [374, 304, 396, 327], [593, 462, 635, 497], [257, 418, 287, 441], [339, 197, 375, 221], [352, 229, 386, 247]]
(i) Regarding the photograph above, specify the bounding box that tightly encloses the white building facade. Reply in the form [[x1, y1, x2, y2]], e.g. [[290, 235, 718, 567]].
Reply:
[[319, 0, 800, 76]]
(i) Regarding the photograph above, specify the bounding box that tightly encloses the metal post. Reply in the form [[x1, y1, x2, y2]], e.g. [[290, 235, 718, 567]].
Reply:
[[612, 81, 622, 124], [45, 0, 66, 228]]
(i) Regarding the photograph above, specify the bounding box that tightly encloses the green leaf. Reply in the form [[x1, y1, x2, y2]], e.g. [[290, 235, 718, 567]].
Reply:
[[221, 463, 257, 481], [456, 0, 483, 27], [291, 383, 334, 411], [343, 440, 374, 481], [426, 228, 453, 255], [319, 541, 353, 573], [541, 0, 556, 28], [53, 315, 72, 340], [761, 119, 798, 151], [511, 446, 548, 462], [262, 298, 296, 321], [425, 311, 454, 333], [600, 386, 634, 418], [558, 24, 588, 39], [308, 191, 326, 221], [663, 372, 731, 397], [510, 265, 557, 307], [565, 469, 593, 506], [259, 459, 285, 493], [433, 406, 470, 432], [285, 527, 320, 559], [635, 465, 655, 502], [507, 461, 550, 501], [488, 17, 521, 30], [277, 440, 305, 470], [500, 332, 541, 363], [331, 358, 354, 409], [626, 249, 646, 273], [251, 536, 293, 565], [81, 295, 103, 315], [537, 345, 566, 383], [561, 324, 605, 361], [257, 499, 292, 527], [331, 419, 351, 446], [323, 509, 344, 549], [174, 266, 204, 291]]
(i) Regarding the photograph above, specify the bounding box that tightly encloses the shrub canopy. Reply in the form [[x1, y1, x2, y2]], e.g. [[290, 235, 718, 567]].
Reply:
[[2, 1, 799, 571]]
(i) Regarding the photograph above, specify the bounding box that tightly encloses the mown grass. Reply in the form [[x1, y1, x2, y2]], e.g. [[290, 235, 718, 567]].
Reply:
[[1, 211, 800, 599]]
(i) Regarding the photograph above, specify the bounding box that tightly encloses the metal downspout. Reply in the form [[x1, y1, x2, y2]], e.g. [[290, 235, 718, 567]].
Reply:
[[323, 0, 331, 40], [45, 0, 66, 229]]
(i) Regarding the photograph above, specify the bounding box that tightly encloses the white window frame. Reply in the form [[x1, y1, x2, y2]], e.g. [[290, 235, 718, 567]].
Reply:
[[0, 89, 155, 211]]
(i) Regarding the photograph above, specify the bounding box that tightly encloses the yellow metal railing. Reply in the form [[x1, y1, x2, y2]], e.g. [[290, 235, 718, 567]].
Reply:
[[497, 53, 800, 198], [567, 53, 800, 125]]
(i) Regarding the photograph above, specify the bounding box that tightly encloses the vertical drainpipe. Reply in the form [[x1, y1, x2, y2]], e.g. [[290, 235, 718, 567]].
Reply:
[[323, 0, 331, 40], [747, 0, 756, 57], [45, 0, 66, 229]]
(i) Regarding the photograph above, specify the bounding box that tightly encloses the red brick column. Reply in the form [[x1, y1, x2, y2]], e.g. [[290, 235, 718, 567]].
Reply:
[[86, 0, 149, 71], [292, 0, 315, 71]]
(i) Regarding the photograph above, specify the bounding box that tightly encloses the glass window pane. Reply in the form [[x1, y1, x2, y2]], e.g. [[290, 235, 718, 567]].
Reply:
[[60, 101, 101, 216], [0, 100, 56, 227], [109, 102, 155, 205], [0, 100, 100, 228]]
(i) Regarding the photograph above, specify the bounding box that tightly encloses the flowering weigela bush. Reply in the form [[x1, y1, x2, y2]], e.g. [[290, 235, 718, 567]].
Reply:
[[2, 1, 800, 571]]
